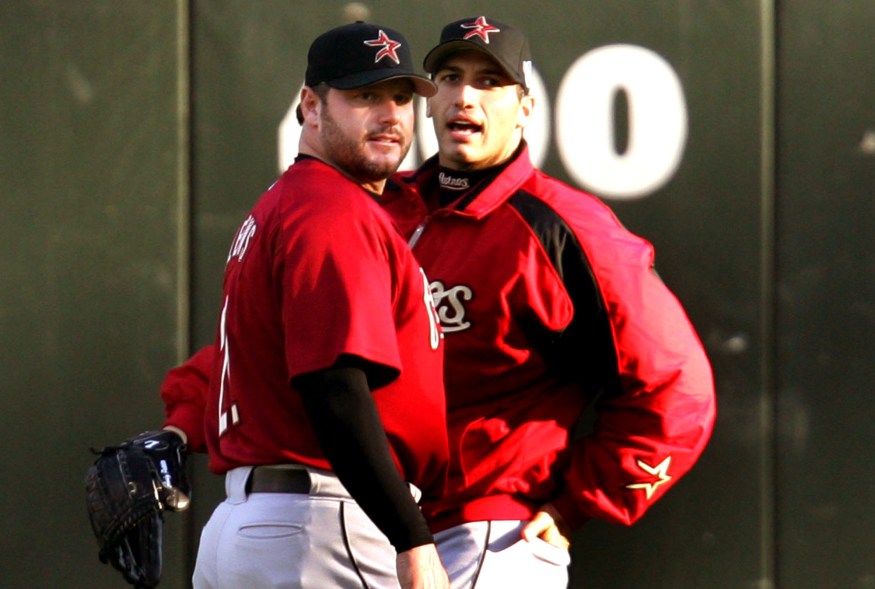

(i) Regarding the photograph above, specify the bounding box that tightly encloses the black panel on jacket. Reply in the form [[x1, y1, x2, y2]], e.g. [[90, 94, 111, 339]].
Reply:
[[509, 191, 623, 398]]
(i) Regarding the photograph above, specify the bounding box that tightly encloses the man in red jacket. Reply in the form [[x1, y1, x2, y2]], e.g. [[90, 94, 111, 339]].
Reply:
[[377, 16, 716, 588], [163, 16, 716, 589]]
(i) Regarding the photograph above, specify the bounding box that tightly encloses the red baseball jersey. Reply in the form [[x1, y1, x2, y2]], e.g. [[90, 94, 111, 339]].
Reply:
[[383, 145, 716, 531], [198, 157, 447, 495]]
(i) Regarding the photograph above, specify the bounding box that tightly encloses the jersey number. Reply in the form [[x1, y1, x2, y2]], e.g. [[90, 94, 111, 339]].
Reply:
[[217, 296, 240, 435]]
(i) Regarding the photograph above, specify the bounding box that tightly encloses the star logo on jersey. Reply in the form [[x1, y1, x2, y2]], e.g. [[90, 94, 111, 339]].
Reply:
[[364, 30, 402, 64], [460, 17, 501, 43], [625, 456, 673, 500]]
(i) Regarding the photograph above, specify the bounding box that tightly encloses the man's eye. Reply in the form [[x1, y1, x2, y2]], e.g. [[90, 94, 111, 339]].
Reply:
[[395, 94, 413, 105]]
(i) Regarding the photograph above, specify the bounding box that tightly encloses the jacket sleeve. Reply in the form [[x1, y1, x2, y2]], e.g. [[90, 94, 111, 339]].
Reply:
[[549, 206, 716, 531], [160, 344, 215, 453]]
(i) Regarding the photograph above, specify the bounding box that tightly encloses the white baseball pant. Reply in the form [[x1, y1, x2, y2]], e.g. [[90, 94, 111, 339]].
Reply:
[[434, 520, 570, 589], [193, 465, 417, 589]]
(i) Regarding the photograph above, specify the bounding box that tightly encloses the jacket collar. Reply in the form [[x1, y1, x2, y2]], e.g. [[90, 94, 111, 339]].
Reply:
[[402, 142, 534, 219]]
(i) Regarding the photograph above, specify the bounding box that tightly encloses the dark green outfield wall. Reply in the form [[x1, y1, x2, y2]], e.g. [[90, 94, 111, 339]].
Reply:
[[2, 2, 873, 587]]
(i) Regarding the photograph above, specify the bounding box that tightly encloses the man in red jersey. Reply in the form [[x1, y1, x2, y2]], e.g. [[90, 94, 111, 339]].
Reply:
[[376, 16, 717, 588], [164, 22, 449, 589], [163, 16, 716, 589]]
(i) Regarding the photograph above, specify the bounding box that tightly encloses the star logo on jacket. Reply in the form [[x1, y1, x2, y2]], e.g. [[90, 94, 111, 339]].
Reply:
[[461, 16, 501, 43], [364, 30, 402, 64], [625, 456, 672, 500]]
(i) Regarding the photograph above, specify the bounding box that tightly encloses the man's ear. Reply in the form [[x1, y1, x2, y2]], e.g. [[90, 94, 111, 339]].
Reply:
[[299, 86, 322, 126], [517, 93, 535, 130]]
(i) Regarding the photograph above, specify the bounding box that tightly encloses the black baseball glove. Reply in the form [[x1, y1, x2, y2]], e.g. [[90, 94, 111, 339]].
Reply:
[[84, 430, 190, 588]]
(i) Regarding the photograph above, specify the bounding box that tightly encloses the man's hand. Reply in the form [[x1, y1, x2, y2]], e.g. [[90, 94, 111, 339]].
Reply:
[[521, 503, 572, 550], [396, 543, 449, 589]]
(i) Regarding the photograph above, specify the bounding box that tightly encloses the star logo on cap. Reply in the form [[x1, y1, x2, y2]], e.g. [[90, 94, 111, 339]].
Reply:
[[461, 16, 501, 43], [364, 30, 402, 64], [625, 456, 673, 500]]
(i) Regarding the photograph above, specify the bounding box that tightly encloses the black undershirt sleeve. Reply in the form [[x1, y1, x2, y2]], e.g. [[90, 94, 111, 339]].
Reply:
[[293, 364, 433, 552]]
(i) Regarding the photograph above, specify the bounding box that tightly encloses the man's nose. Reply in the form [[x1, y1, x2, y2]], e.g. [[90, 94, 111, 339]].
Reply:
[[453, 84, 476, 108], [379, 99, 404, 123]]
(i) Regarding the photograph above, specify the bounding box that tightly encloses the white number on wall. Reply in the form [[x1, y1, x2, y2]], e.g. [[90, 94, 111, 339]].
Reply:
[[555, 44, 688, 200]]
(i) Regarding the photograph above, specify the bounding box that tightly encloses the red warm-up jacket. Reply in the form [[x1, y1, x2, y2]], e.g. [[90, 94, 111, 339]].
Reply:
[[380, 145, 715, 532]]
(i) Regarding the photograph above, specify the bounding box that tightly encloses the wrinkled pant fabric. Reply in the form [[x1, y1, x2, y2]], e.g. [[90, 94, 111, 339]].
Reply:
[[435, 520, 570, 589], [193, 465, 401, 589]]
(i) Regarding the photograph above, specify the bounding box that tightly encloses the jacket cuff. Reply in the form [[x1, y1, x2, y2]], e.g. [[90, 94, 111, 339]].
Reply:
[[550, 490, 592, 532], [162, 405, 205, 453]]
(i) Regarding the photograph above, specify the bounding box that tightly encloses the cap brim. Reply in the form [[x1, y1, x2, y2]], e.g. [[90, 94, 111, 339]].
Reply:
[[327, 70, 437, 97], [423, 40, 524, 87]]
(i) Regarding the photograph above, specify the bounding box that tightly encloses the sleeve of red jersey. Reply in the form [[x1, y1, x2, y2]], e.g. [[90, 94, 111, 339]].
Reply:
[[551, 230, 717, 531], [160, 344, 215, 453], [278, 198, 402, 388]]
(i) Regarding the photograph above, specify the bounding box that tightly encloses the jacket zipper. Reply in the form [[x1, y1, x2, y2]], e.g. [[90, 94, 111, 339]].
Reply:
[[408, 221, 427, 249]]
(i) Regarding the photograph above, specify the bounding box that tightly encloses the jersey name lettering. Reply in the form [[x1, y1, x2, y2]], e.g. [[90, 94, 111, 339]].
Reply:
[[421, 269, 443, 349], [227, 215, 257, 264], [430, 280, 473, 333], [438, 171, 470, 191]]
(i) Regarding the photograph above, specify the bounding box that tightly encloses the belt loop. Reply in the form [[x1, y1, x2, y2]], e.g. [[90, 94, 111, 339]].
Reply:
[[225, 466, 254, 504], [306, 467, 332, 496]]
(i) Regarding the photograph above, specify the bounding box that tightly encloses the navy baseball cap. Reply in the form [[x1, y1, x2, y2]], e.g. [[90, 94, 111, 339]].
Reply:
[[305, 22, 436, 97], [423, 16, 532, 93]]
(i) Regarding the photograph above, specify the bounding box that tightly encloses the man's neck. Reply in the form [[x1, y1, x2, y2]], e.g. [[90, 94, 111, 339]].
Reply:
[[430, 143, 524, 208], [295, 149, 386, 196], [431, 165, 498, 209]]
